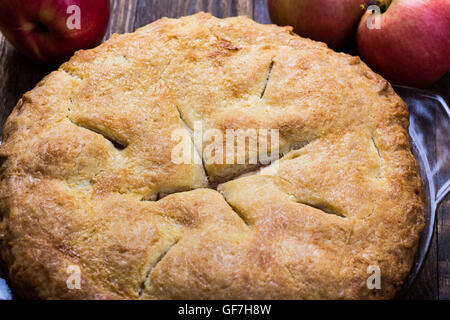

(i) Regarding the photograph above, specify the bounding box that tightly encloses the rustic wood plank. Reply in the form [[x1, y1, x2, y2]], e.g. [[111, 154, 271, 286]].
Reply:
[[400, 229, 439, 299], [105, 0, 138, 39], [233, 0, 253, 17], [439, 199, 450, 299], [0, 37, 52, 133], [134, 0, 253, 30], [253, 0, 271, 24]]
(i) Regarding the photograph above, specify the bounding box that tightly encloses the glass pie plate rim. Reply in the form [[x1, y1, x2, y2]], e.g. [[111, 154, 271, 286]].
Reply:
[[394, 85, 450, 297]]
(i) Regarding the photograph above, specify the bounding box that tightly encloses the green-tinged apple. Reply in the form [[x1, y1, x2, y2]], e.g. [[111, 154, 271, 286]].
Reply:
[[0, 0, 110, 64], [268, 0, 367, 49], [358, 0, 450, 87]]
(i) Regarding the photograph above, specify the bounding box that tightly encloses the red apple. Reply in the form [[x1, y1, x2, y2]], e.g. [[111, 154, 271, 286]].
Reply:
[[0, 0, 110, 64], [358, 0, 450, 87], [268, 0, 367, 49]]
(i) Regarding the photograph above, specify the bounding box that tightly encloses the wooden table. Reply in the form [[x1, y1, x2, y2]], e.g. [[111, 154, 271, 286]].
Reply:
[[0, 0, 449, 300]]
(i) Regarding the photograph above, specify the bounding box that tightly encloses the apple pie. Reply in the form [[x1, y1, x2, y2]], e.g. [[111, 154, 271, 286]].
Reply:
[[0, 13, 425, 299]]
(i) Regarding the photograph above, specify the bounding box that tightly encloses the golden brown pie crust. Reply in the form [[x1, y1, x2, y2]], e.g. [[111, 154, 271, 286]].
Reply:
[[0, 13, 425, 299]]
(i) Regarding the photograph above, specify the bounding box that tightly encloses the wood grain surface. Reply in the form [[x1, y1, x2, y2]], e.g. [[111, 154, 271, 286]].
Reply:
[[0, 0, 449, 300]]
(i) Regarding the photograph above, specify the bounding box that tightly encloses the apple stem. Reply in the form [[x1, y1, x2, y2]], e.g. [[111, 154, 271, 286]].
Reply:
[[364, 0, 392, 12]]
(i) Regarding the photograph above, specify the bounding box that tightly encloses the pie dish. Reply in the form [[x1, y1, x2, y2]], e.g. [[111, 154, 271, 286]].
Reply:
[[0, 13, 425, 299]]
